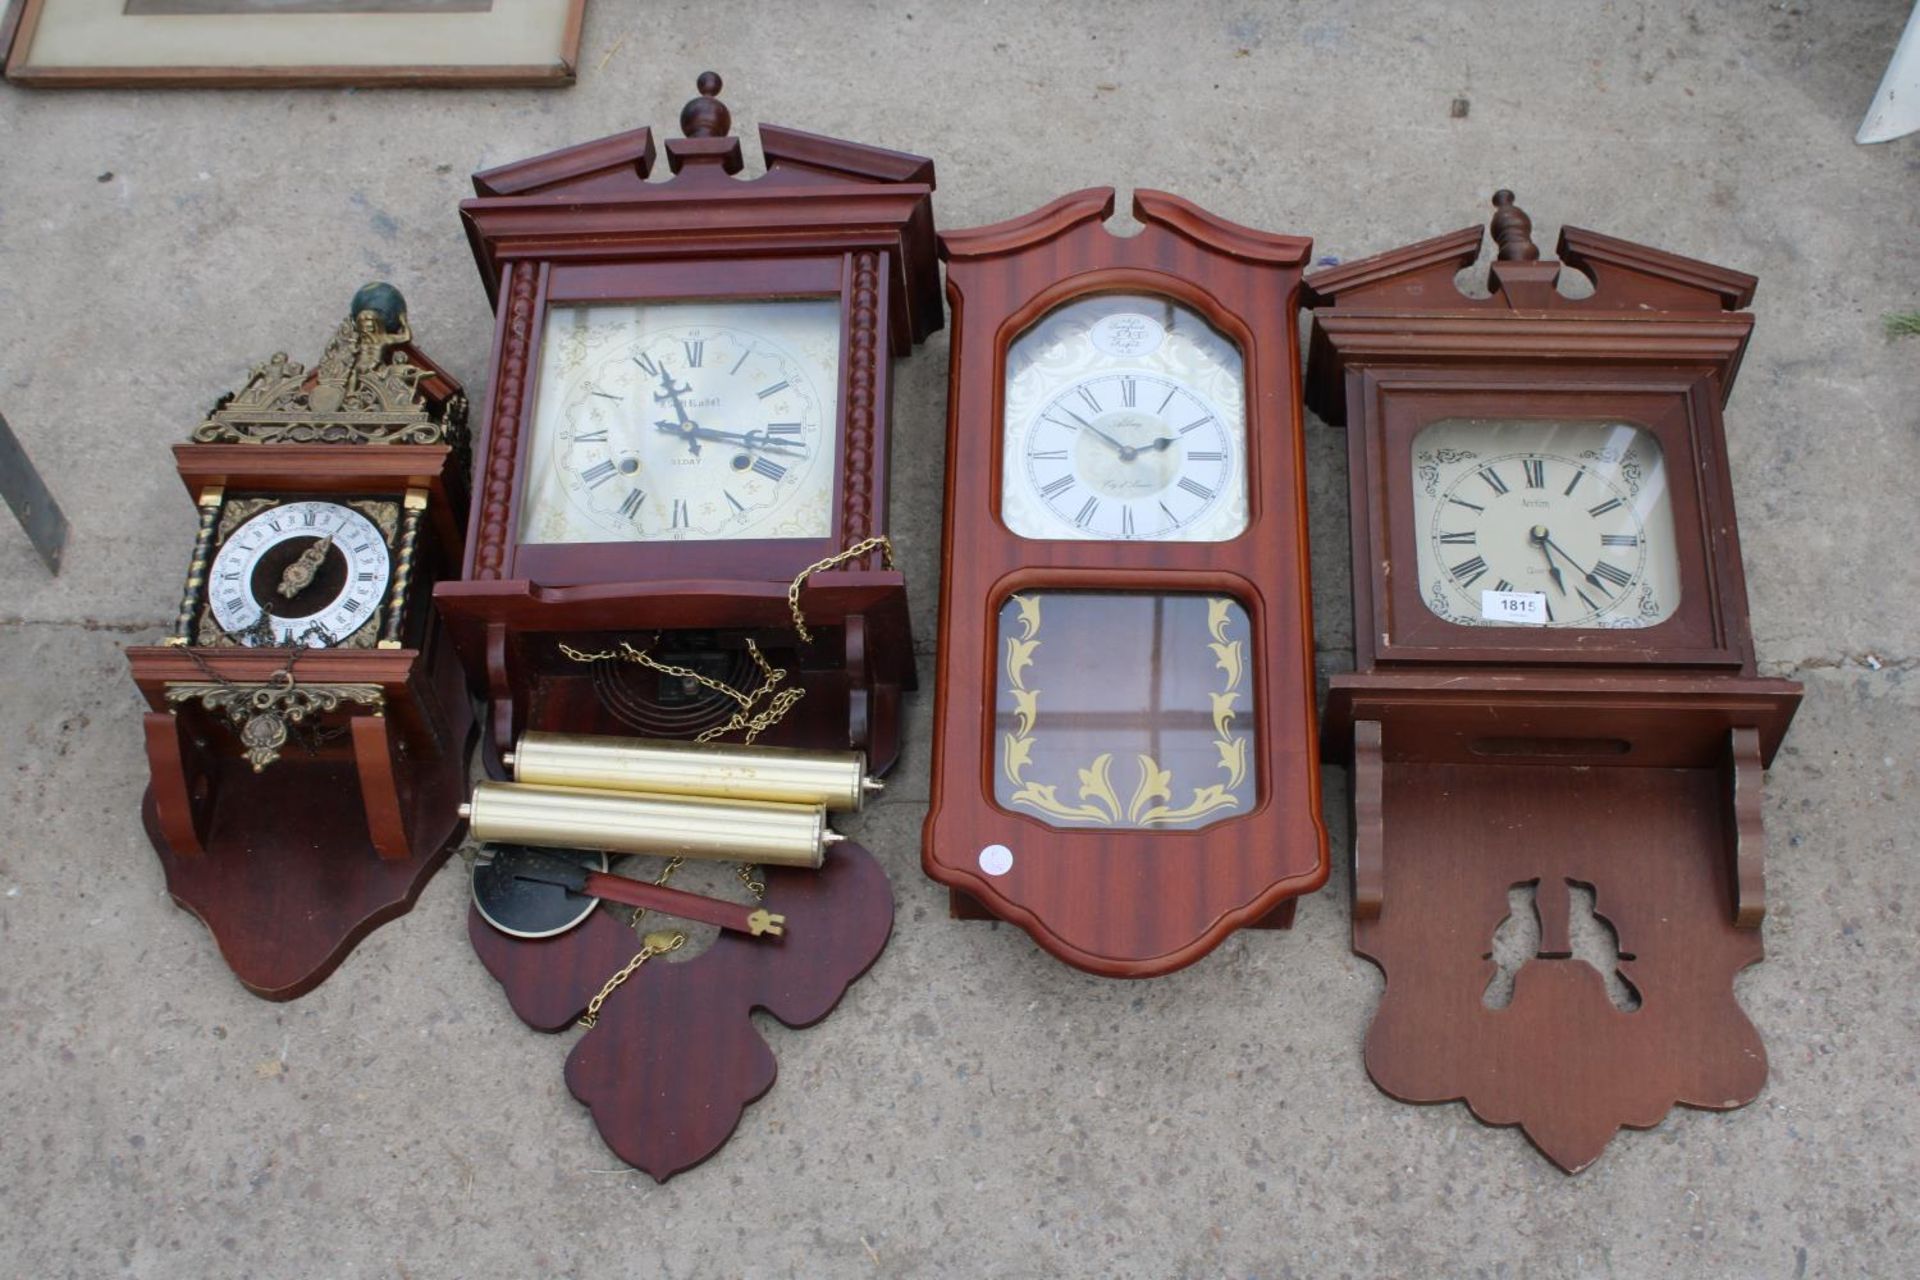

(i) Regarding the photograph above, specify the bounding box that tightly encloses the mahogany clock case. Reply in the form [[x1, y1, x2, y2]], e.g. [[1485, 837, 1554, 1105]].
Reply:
[[434, 84, 941, 776], [1306, 194, 1802, 1171], [124, 312, 476, 1001], [922, 188, 1328, 978]]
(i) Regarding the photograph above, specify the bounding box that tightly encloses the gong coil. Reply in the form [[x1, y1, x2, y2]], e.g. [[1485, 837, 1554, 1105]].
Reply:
[[506, 732, 879, 813], [462, 781, 836, 870]]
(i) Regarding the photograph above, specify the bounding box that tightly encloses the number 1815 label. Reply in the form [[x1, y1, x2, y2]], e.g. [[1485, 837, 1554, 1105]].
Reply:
[[1480, 589, 1548, 624]]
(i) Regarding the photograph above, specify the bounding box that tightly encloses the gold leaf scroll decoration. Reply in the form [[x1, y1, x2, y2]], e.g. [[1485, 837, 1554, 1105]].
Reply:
[[1001, 594, 1253, 829]]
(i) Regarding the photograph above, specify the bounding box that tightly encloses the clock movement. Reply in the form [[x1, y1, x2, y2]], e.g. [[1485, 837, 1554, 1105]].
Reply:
[[922, 188, 1328, 977], [124, 283, 474, 999], [433, 73, 941, 775], [1306, 191, 1802, 1171]]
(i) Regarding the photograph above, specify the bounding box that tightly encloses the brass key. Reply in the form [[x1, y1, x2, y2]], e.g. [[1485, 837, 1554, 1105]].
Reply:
[[746, 909, 786, 937]]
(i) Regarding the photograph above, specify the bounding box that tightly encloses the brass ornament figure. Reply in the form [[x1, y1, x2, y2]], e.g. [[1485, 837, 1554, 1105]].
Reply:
[[192, 282, 466, 447]]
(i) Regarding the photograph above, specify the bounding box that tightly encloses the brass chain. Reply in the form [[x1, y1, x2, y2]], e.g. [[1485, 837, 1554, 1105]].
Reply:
[[579, 932, 683, 1028], [562, 534, 887, 1028], [178, 623, 349, 755], [786, 535, 895, 643]]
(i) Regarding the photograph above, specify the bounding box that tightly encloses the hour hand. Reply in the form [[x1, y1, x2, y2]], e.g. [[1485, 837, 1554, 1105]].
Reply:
[[277, 534, 333, 599]]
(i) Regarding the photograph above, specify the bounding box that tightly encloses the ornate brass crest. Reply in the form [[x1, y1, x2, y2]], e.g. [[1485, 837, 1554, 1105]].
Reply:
[[191, 282, 467, 448], [165, 678, 384, 772]]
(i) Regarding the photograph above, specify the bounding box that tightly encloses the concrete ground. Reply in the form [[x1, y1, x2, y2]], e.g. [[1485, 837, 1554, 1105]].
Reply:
[[2, 2, 1916, 1276]]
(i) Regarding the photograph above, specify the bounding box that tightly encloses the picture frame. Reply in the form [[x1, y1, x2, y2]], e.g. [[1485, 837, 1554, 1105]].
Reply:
[[3, 0, 585, 88]]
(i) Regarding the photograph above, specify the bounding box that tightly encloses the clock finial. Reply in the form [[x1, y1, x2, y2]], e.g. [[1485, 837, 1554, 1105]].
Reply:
[[680, 71, 731, 139], [1490, 189, 1540, 262]]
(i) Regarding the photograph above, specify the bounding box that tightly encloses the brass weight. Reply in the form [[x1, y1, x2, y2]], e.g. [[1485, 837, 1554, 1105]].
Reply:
[[504, 731, 882, 813], [459, 781, 839, 870]]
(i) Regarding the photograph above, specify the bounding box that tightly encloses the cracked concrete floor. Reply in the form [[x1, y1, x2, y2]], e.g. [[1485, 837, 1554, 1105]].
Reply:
[[2, 2, 1917, 1277]]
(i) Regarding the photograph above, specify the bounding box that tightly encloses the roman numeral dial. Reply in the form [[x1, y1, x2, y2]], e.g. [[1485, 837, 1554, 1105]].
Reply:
[[205, 499, 393, 647], [528, 299, 842, 545], [1001, 296, 1249, 543], [1410, 421, 1682, 630]]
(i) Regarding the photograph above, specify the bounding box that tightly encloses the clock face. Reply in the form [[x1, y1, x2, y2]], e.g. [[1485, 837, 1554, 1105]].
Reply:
[[1411, 419, 1682, 629], [206, 499, 393, 647], [1001, 294, 1247, 542], [521, 298, 841, 545]]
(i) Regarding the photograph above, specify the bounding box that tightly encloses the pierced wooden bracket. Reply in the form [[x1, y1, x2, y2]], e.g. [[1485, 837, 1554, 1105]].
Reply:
[[1725, 725, 1767, 928], [469, 841, 894, 1180]]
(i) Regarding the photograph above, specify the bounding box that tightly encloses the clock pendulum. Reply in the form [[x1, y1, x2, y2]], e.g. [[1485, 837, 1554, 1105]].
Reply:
[[1306, 190, 1802, 1172], [471, 846, 785, 941]]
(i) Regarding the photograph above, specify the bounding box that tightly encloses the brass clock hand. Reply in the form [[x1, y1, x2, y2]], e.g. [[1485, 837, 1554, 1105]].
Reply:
[[276, 534, 334, 599]]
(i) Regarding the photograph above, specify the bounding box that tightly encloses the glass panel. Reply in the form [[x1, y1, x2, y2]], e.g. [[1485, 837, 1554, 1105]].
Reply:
[[521, 297, 841, 545], [1000, 294, 1248, 542], [993, 591, 1256, 831], [1411, 418, 1681, 629]]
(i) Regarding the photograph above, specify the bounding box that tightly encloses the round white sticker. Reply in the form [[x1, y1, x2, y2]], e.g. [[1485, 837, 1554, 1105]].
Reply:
[[1089, 312, 1165, 358], [978, 844, 1014, 876]]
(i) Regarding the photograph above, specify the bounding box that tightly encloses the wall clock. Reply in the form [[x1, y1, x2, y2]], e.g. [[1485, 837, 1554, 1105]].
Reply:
[[124, 283, 475, 1000], [434, 74, 941, 775], [1305, 191, 1802, 1171], [921, 188, 1328, 977]]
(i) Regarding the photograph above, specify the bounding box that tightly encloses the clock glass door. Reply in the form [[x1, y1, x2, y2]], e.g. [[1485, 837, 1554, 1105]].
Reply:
[[521, 297, 841, 544], [1411, 418, 1681, 629], [993, 590, 1256, 830], [1000, 294, 1248, 542]]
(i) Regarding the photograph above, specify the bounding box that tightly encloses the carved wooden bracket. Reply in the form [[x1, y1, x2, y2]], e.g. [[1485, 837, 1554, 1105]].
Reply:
[[469, 841, 893, 1181]]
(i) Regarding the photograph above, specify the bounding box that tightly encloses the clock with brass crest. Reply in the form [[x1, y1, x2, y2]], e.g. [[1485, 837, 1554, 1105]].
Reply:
[[434, 73, 941, 775], [921, 189, 1329, 978], [124, 283, 475, 1000], [1306, 191, 1802, 1171]]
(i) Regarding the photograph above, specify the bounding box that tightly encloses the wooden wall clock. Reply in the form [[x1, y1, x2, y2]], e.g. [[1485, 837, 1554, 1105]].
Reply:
[[124, 283, 475, 1000], [1306, 191, 1802, 1171], [434, 74, 941, 775], [922, 189, 1328, 977]]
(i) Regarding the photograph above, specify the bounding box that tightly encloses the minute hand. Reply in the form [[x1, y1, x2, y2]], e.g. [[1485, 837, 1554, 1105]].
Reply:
[[1542, 535, 1611, 594], [653, 421, 807, 455]]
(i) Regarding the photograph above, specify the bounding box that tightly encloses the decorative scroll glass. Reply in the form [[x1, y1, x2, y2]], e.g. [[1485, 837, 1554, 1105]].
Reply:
[[999, 293, 1248, 543], [1411, 418, 1682, 629], [993, 591, 1256, 830]]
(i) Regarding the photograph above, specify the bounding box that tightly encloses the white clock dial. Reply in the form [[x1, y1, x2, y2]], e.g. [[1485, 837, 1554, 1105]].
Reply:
[[1001, 294, 1248, 542], [207, 500, 391, 646], [521, 298, 841, 545], [1410, 418, 1682, 629]]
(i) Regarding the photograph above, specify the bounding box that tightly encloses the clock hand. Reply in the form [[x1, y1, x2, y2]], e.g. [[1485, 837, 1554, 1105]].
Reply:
[[1528, 525, 1568, 595], [654, 421, 808, 456], [1540, 531, 1612, 596], [1082, 422, 1139, 461], [276, 534, 334, 599], [652, 369, 701, 454]]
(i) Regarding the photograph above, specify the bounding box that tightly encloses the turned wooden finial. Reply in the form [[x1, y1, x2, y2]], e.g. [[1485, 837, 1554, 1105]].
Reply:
[[680, 71, 731, 138], [1490, 189, 1540, 262]]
